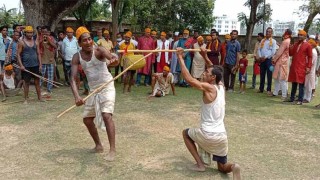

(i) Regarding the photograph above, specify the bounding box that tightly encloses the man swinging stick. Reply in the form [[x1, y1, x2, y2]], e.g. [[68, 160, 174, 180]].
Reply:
[[177, 47, 241, 179], [70, 26, 118, 161]]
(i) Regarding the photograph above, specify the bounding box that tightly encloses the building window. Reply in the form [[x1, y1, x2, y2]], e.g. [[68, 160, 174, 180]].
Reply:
[[225, 21, 229, 24], [225, 25, 228, 28], [218, 29, 221, 32], [218, 20, 222, 24], [218, 25, 221, 28], [225, 30, 228, 32]]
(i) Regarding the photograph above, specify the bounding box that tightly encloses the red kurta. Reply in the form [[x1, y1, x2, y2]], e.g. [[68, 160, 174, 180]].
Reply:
[[220, 42, 227, 65], [288, 41, 313, 84], [137, 36, 156, 75]]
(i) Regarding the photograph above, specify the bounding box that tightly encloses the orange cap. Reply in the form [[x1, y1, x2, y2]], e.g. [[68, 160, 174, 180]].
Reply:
[[163, 66, 170, 72], [298, 30, 307, 36], [66, 27, 74, 33], [76, 26, 90, 40], [125, 31, 132, 38], [160, 32, 166, 36], [24, 26, 34, 33], [225, 34, 231, 39], [183, 29, 189, 34], [145, 28, 151, 33], [103, 30, 109, 34], [4, 64, 13, 71], [197, 36, 204, 42]]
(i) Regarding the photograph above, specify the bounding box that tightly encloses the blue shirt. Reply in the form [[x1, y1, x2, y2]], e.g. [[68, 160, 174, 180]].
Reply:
[[225, 40, 241, 65], [9, 40, 18, 62], [0, 36, 12, 60], [258, 38, 277, 59]]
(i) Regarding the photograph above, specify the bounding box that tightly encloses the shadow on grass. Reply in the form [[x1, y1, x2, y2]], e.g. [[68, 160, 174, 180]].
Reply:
[[43, 148, 112, 176]]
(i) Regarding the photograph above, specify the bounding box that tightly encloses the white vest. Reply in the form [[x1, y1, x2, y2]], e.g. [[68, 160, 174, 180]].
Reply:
[[156, 40, 170, 63]]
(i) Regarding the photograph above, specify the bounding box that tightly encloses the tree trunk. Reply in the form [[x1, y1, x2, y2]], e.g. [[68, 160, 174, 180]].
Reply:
[[22, 0, 90, 32], [245, 23, 255, 52], [111, 0, 119, 43], [303, 11, 319, 33], [245, 0, 258, 53]]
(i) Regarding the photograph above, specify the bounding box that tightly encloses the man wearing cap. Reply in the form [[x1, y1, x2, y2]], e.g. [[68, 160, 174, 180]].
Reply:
[[39, 26, 57, 95], [191, 36, 206, 79], [62, 27, 79, 85], [271, 29, 292, 99], [70, 26, 119, 161], [220, 34, 230, 66], [149, 65, 175, 97], [97, 30, 114, 52], [0, 64, 17, 102], [177, 29, 193, 87], [17, 25, 43, 104], [119, 31, 136, 93], [207, 31, 221, 65], [136, 28, 155, 86], [156, 32, 171, 73], [285, 30, 313, 105]]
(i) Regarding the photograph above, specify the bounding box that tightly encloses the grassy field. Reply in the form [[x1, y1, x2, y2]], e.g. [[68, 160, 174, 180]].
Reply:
[[0, 64, 320, 179]]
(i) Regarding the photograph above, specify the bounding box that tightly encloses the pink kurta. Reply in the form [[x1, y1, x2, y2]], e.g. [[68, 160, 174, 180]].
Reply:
[[288, 41, 313, 84], [272, 38, 290, 80], [137, 36, 156, 75]]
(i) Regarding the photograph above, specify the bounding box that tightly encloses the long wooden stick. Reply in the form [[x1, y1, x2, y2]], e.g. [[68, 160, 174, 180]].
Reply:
[[12, 64, 62, 87], [56, 49, 158, 118], [117, 49, 211, 53]]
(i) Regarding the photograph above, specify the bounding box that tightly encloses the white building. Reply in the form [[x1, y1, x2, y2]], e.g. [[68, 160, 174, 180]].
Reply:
[[212, 14, 241, 35]]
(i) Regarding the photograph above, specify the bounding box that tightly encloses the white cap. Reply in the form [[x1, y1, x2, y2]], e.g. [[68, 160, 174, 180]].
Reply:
[[309, 35, 316, 39], [174, 32, 179, 36]]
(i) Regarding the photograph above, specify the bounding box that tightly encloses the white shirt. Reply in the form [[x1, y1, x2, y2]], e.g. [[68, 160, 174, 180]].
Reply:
[[62, 36, 79, 61]]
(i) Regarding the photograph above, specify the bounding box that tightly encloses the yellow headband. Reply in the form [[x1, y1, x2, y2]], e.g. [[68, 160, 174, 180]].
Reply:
[[298, 30, 307, 36], [183, 29, 189, 34], [24, 26, 34, 33], [125, 31, 132, 38], [4, 64, 13, 71], [225, 34, 231, 39], [197, 36, 204, 42], [163, 66, 170, 72], [145, 28, 151, 33], [66, 27, 74, 33], [103, 30, 109, 34], [160, 32, 166, 36], [76, 26, 90, 40], [308, 39, 317, 47]]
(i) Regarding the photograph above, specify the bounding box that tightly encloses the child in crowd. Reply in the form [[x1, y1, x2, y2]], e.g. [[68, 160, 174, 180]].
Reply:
[[238, 50, 248, 94]]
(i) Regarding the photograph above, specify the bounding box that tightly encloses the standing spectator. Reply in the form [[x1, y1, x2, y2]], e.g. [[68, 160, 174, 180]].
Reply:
[[191, 36, 206, 80], [57, 31, 68, 83], [271, 29, 292, 99], [238, 49, 248, 94], [136, 28, 155, 86], [97, 30, 114, 52], [93, 28, 103, 44], [177, 29, 193, 87], [156, 32, 171, 73], [207, 31, 221, 65], [251, 33, 264, 89], [220, 34, 231, 66], [0, 26, 12, 71], [62, 27, 79, 85], [39, 26, 57, 95], [17, 26, 44, 104], [257, 27, 277, 95], [170, 32, 181, 84], [303, 39, 318, 103], [224, 30, 241, 92], [285, 30, 312, 105]]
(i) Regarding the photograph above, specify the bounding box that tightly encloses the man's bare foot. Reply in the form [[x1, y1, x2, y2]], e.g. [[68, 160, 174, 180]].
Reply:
[[104, 150, 116, 161], [188, 164, 205, 172], [89, 146, 104, 153], [23, 100, 28, 104], [232, 164, 241, 180]]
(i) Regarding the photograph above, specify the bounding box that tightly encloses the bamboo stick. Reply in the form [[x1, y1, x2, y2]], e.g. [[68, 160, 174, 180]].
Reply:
[[12, 64, 62, 87], [117, 49, 211, 53], [56, 48, 159, 118]]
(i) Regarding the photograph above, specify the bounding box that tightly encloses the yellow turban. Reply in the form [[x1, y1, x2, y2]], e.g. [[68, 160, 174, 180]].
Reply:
[[4, 64, 13, 71], [66, 27, 74, 33], [24, 26, 34, 33], [308, 39, 317, 47], [206, 36, 212, 41], [76, 26, 90, 40], [298, 30, 307, 36], [103, 30, 109, 34], [160, 32, 166, 36], [225, 34, 231, 40], [163, 66, 170, 72], [197, 36, 204, 42], [183, 29, 189, 34], [151, 31, 157, 35], [125, 31, 132, 38], [145, 28, 151, 33]]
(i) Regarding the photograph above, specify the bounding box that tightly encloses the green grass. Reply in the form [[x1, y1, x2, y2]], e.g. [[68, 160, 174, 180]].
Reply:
[[0, 63, 320, 179]]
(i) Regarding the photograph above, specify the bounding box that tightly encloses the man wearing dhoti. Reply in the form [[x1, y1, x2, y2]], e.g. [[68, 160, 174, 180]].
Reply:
[[177, 47, 241, 180], [191, 36, 206, 80], [70, 26, 119, 161], [150, 66, 175, 97]]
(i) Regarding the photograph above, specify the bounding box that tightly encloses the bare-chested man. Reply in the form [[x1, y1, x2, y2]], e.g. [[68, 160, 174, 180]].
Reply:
[[177, 47, 241, 179], [70, 26, 119, 161]]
